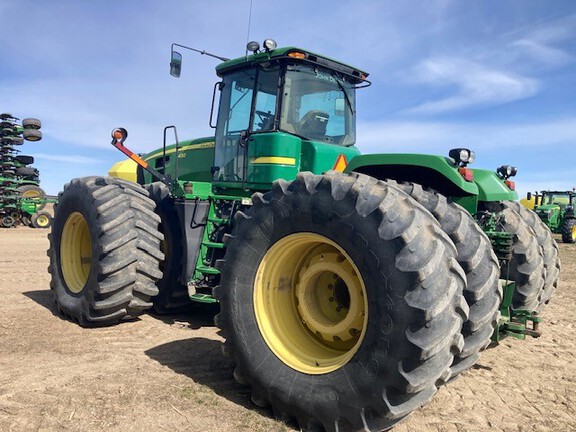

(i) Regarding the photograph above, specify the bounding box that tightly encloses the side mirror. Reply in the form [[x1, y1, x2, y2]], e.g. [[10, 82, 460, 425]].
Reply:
[[170, 51, 182, 78], [527, 192, 532, 201]]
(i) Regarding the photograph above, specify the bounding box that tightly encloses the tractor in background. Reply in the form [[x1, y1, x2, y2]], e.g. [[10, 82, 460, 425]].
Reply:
[[527, 190, 576, 243], [47, 40, 559, 432]]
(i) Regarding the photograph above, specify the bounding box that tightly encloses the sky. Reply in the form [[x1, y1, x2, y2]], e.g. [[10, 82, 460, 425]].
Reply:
[[1, 0, 575, 198]]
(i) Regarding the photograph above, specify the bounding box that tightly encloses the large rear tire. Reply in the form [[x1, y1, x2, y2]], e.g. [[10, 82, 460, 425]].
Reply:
[[502, 201, 560, 310], [48, 176, 163, 326], [390, 181, 501, 377], [479, 202, 545, 310], [144, 182, 190, 313], [215, 172, 468, 432]]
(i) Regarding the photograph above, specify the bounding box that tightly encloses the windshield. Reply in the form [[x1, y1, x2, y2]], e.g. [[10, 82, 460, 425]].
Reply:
[[543, 193, 571, 207], [280, 64, 356, 146]]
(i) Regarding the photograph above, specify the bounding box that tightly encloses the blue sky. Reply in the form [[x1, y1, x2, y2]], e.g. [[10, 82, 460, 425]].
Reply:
[[2, 0, 575, 198]]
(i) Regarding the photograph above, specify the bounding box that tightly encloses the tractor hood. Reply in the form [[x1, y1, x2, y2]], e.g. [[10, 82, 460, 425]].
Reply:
[[534, 204, 559, 219]]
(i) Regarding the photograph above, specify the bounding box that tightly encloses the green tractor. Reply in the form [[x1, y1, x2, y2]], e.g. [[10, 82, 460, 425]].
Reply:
[[528, 190, 576, 243], [47, 40, 559, 431]]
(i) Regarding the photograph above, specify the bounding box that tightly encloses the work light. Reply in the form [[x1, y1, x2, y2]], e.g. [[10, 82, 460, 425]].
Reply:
[[448, 148, 476, 167], [497, 165, 517, 179], [247, 41, 260, 53], [263, 39, 277, 52]]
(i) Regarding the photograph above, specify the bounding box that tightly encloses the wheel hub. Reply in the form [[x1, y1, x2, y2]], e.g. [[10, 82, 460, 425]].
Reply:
[[295, 252, 364, 343], [254, 233, 368, 374]]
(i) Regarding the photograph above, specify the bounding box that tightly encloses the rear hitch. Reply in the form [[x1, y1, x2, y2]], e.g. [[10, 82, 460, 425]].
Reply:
[[492, 280, 543, 342]]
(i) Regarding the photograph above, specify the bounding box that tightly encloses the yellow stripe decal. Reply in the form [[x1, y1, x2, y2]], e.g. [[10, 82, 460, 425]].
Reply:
[[145, 142, 215, 161], [251, 156, 296, 166]]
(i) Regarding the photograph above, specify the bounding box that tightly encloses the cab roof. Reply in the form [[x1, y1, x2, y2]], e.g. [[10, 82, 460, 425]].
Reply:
[[215, 46, 369, 85]]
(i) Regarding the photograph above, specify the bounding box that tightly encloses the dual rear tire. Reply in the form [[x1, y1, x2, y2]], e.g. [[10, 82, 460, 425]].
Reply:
[[48, 177, 163, 326], [215, 172, 469, 431]]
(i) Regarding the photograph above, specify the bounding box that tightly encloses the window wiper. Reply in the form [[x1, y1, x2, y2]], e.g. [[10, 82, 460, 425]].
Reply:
[[335, 78, 355, 115]]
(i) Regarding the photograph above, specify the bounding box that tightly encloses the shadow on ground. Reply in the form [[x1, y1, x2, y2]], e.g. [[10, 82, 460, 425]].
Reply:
[[145, 337, 260, 410], [23, 289, 58, 316], [148, 302, 220, 330], [23, 290, 219, 330]]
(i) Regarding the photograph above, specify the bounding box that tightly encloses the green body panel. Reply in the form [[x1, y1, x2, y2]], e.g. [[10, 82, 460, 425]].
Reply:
[[346, 153, 477, 193], [301, 141, 361, 174], [471, 168, 518, 202], [245, 133, 301, 186], [141, 137, 215, 185], [535, 204, 562, 232]]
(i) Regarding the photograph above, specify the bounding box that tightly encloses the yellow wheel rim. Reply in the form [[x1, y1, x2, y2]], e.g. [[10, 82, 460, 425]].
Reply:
[[572, 225, 576, 241], [36, 214, 49, 227], [60, 212, 92, 294], [21, 189, 41, 198], [254, 233, 368, 374]]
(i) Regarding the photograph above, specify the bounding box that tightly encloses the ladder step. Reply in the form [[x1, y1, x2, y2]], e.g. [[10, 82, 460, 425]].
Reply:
[[197, 265, 220, 275], [202, 240, 225, 249], [189, 293, 218, 304], [208, 217, 228, 224]]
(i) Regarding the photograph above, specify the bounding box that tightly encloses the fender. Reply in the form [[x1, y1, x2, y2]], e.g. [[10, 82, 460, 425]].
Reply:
[[346, 153, 479, 212], [472, 168, 518, 202]]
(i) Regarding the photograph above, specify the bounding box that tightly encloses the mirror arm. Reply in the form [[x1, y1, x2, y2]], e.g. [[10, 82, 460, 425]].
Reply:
[[171, 43, 230, 62]]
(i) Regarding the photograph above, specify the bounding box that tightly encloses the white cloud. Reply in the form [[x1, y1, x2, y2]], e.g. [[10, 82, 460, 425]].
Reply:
[[510, 39, 573, 67], [405, 58, 539, 114]]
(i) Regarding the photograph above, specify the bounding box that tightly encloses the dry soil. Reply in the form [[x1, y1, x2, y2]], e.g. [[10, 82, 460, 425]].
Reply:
[[0, 228, 575, 432]]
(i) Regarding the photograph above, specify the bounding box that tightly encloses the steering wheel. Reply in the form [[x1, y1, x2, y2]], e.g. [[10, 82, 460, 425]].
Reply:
[[255, 110, 273, 121], [254, 110, 275, 131]]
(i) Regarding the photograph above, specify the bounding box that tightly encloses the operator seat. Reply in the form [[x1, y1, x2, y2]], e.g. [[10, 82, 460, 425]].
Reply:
[[297, 110, 329, 141]]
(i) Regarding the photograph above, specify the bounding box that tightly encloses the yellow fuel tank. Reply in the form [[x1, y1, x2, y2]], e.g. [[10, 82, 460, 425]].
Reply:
[[108, 158, 138, 182]]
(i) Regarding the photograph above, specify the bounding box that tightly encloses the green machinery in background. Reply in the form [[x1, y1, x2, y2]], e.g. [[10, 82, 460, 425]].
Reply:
[[527, 190, 576, 243], [47, 40, 559, 432], [0, 113, 53, 228]]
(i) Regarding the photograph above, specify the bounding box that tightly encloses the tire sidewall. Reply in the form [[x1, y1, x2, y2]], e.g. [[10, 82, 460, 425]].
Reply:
[[50, 181, 101, 318], [221, 185, 433, 421]]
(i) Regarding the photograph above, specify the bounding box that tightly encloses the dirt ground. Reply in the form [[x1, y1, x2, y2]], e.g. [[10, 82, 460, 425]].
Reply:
[[0, 228, 574, 432]]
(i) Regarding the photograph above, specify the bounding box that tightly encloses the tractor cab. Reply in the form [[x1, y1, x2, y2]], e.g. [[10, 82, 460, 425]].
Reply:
[[173, 40, 369, 189]]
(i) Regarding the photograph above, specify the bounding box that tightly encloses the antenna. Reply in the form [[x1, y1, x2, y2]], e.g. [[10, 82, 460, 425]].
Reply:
[[245, 0, 254, 57]]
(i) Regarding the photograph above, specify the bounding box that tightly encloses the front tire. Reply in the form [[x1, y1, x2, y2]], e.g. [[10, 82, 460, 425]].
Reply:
[[561, 218, 576, 244], [48, 176, 163, 326], [215, 172, 468, 431]]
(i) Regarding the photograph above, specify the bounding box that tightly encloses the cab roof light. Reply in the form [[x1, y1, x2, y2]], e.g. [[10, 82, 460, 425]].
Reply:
[[263, 39, 277, 52], [288, 51, 307, 59], [246, 41, 260, 54]]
